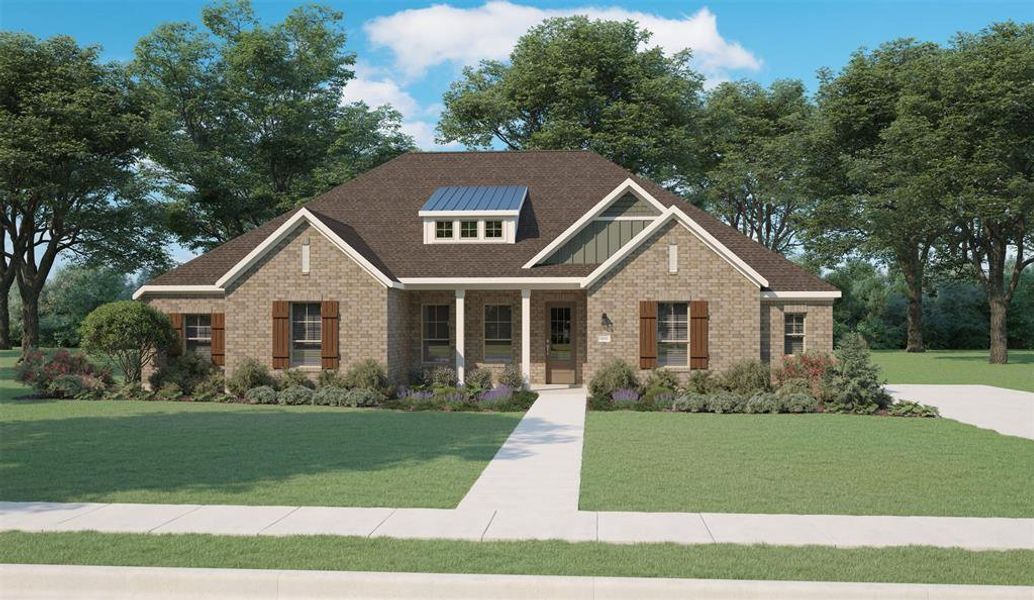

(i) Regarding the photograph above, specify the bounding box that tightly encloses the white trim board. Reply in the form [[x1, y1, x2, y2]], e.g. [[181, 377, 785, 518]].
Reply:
[[761, 291, 841, 300], [398, 277, 583, 290], [131, 285, 223, 301], [522, 178, 667, 269]]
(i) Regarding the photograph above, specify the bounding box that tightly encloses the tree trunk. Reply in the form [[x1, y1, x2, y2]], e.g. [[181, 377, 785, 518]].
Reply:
[[899, 249, 926, 353], [988, 293, 1009, 364], [19, 282, 40, 353], [0, 288, 10, 350]]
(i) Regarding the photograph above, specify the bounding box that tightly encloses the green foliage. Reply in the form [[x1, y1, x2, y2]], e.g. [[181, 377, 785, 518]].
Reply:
[[464, 367, 493, 392], [427, 366, 457, 388], [15, 349, 112, 398], [641, 386, 676, 411], [343, 359, 387, 391], [278, 385, 314, 406], [103, 383, 153, 402], [887, 400, 940, 418], [191, 371, 227, 403], [588, 359, 640, 402], [707, 391, 747, 414], [685, 370, 719, 394], [227, 359, 275, 397], [79, 301, 175, 384], [773, 352, 834, 400], [344, 388, 383, 408], [312, 386, 348, 407], [35, 266, 134, 347], [744, 392, 781, 414], [277, 368, 315, 390], [150, 351, 214, 396], [672, 393, 709, 413], [497, 364, 526, 390], [438, 16, 703, 190], [317, 369, 348, 389], [244, 385, 277, 405], [716, 360, 772, 395], [826, 333, 892, 413], [775, 378, 812, 398], [782, 393, 820, 414], [643, 369, 680, 392], [155, 382, 184, 402]]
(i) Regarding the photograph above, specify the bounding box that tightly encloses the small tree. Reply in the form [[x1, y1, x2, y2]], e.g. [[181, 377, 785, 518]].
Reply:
[[79, 301, 175, 384], [826, 333, 892, 414]]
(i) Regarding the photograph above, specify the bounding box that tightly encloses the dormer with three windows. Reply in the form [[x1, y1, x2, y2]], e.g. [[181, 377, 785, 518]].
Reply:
[[420, 185, 526, 244]]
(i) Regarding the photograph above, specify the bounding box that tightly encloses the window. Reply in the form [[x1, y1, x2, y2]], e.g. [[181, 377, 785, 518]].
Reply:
[[291, 303, 322, 367], [435, 221, 454, 239], [460, 220, 479, 238], [185, 314, 212, 361], [422, 305, 450, 363], [485, 220, 503, 239], [784, 313, 806, 355], [657, 302, 688, 367], [484, 305, 512, 362]]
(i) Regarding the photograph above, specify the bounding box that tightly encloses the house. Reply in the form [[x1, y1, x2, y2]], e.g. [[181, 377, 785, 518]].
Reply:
[[135, 151, 840, 385]]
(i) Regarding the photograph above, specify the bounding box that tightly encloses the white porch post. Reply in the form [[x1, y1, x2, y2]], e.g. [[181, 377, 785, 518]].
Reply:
[[521, 288, 531, 385], [455, 289, 465, 384]]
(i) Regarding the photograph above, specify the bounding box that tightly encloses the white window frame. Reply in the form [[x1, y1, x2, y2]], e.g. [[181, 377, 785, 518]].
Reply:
[[290, 302, 322, 368], [459, 220, 479, 239], [184, 314, 212, 358], [483, 304, 513, 363], [656, 302, 689, 368], [484, 220, 503, 239], [784, 313, 806, 356], [435, 221, 454, 239], [422, 304, 451, 364]]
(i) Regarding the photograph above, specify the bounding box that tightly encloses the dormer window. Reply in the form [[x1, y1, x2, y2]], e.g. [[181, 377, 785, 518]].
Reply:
[[485, 220, 503, 239], [435, 221, 454, 239], [460, 220, 479, 238], [420, 185, 527, 245]]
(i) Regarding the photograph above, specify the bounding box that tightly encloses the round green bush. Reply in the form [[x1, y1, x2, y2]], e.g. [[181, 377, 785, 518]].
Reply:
[[781, 392, 819, 413], [228, 359, 275, 397], [588, 359, 639, 401], [344, 359, 388, 391], [245, 385, 277, 405], [150, 351, 214, 396], [708, 391, 746, 414], [278, 385, 314, 405], [427, 365, 457, 388], [345, 387, 383, 407], [313, 386, 349, 406], [775, 378, 812, 397], [318, 369, 348, 389], [745, 392, 780, 414], [79, 301, 175, 384], [641, 385, 676, 410], [278, 368, 315, 390], [717, 360, 772, 395], [672, 392, 709, 413], [644, 368, 680, 392], [497, 364, 525, 390], [464, 367, 493, 391]]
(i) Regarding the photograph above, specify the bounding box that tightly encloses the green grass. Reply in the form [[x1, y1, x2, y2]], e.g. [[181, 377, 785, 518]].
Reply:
[[0, 350, 520, 507], [872, 349, 1034, 393], [2, 532, 1032, 586], [580, 412, 1034, 517]]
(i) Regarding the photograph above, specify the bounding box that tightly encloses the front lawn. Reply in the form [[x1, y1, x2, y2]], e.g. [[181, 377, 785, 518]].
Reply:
[[0, 351, 520, 507], [580, 412, 1034, 517], [872, 349, 1034, 393], [2, 532, 1032, 586]]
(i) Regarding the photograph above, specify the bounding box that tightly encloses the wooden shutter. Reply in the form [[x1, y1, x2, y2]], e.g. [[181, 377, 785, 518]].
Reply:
[[272, 301, 290, 369], [210, 312, 225, 367], [690, 300, 709, 370], [168, 313, 184, 356], [639, 300, 658, 369], [320, 300, 340, 370]]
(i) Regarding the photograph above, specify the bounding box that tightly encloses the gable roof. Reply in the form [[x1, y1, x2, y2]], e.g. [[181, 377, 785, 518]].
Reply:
[[145, 151, 836, 293]]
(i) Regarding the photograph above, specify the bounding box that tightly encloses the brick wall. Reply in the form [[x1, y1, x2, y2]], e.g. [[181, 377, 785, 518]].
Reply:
[[761, 300, 834, 365], [143, 295, 226, 385], [585, 221, 761, 382]]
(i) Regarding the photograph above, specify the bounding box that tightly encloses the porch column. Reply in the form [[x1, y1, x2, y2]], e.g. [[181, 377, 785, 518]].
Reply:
[[455, 289, 465, 384], [521, 288, 531, 385]]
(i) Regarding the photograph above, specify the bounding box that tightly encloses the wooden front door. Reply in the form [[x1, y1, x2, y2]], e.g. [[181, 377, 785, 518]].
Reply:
[[545, 303, 576, 384]]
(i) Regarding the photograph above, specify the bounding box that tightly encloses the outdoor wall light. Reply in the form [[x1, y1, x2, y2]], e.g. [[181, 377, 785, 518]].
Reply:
[[601, 312, 613, 331]]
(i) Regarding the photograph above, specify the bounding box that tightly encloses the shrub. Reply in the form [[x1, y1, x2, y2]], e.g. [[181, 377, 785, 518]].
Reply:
[[104, 383, 152, 402], [313, 386, 349, 406], [191, 372, 227, 402], [589, 359, 639, 402], [464, 367, 493, 392], [345, 387, 383, 408], [610, 388, 641, 410], [227, 359, 275, 397], [685, 370, 719, 394], [479, 384, 514, 409], [644, 368, 680, 392], [433, 386, 472, 410], [708, 391, 746, 414], [672, 393, 709, 413], [278, 368, 315, 390], [245, 385, 277, 405], [744, 392, 780, 414], [46, 374, 92, 400], [344, 359, 388, 391], [427, 365, 457, 388], [318, 369, 348, 389], [774, 352, 835, 400], [888, 400, 939, 418], [641, 385, 676, 411], [497, 364, 525, 390], [511, 389, 538, 410], [775, 378, 812, 398], [15, 349, 112, 396], [717, 360, 771, 395], [780, 392, 819, 413], [79, 301, 176, 384], [150, 351, 214, 396], [155, 382, 184, 402], [278, 385, 314, 405], [825, 333, 892, 414]]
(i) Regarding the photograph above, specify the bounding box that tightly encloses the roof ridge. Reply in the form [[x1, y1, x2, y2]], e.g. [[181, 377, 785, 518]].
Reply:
[[406, 149, 598, 155]]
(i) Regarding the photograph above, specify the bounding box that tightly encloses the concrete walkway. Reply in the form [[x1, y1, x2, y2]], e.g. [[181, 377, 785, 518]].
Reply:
[[888, 384, 1034, 440], [458, 386, 586, 511], [5, 564, 1032, 600]]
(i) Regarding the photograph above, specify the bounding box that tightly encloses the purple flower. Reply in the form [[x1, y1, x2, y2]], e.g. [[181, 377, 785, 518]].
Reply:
[[611, 388, 640, 402], [480, 384, 514, 403]]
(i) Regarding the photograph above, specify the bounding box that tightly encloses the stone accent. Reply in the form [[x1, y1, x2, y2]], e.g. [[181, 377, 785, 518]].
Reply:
[[761, 300, 835, 365], [585, 221, 761, 383]]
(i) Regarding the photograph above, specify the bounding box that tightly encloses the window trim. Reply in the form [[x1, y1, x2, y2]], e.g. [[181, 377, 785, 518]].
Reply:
[[290, 302, 322, 368], [484, 220, 503, 239], [656, 301, 689, 368], [184, 314, 212, 358], [435, 221, 454, 239], [483, 304, 513, 364], [459, 220, 479, 239], [421, 303, 451, 364], [784, 313, 806, 356]]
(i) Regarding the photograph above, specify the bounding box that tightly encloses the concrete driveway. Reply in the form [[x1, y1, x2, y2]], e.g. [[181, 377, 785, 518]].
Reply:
[[887, 385, 1034, 440]]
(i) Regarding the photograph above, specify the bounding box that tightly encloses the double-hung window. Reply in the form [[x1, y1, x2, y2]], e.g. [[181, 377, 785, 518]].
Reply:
[[291, 303, 322, 367], [422, 305, 450, 363], [657, 302, 689, 367], [784, 314, 806, 355], [184, 315, 212, 361], [484, 305, 512, 362], [435, 221, 454, 239]]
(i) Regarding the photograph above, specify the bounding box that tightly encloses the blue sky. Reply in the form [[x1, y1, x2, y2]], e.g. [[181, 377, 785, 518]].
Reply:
[[5, 0, 1032, 151]]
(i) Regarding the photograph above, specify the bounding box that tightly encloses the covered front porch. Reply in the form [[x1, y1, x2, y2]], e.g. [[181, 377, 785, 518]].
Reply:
[[399, 287, 587, 386]]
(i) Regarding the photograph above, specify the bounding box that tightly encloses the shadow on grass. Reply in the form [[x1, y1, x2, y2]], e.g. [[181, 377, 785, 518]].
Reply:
[[927, 353, 1034, 365], [0, 408, 528, 504]]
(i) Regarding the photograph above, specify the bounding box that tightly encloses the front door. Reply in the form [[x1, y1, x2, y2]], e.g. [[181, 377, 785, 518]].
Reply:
[[546, 303, 576, 384]]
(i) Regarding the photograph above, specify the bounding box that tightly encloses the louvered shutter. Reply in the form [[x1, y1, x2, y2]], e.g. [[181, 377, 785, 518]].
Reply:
[[272, 301, 290, 369], [639, 300, 658, 369], [690, 300, 709, 370], [168, 313, 184, 356], [321, 300, 339, 370], [210, 312, 225, 366]]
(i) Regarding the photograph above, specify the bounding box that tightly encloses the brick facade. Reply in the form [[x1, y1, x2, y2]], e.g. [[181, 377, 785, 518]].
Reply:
[[760, 300, 835, 365]]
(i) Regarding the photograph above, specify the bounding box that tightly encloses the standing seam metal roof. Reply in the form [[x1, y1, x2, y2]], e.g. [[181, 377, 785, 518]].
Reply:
[[420, 185, 527, 212]]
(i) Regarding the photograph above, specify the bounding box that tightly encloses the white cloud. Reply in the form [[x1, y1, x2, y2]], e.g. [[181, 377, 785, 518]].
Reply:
[[364, 1, 761, 84], [341, 63, 420, 115]]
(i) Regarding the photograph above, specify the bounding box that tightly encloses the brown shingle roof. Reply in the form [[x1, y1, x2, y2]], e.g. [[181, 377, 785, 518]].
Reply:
[[149, 151, 835, 292]]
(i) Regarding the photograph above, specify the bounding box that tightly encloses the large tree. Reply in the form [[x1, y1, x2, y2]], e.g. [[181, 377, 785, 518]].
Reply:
[[0, 33, 169, 351], [807, 39, 952, 353], [699, 80, 815, 252], [437, 16, 703, 191], [937, 22, 1034, 364], [133, 0, 413, 252]]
